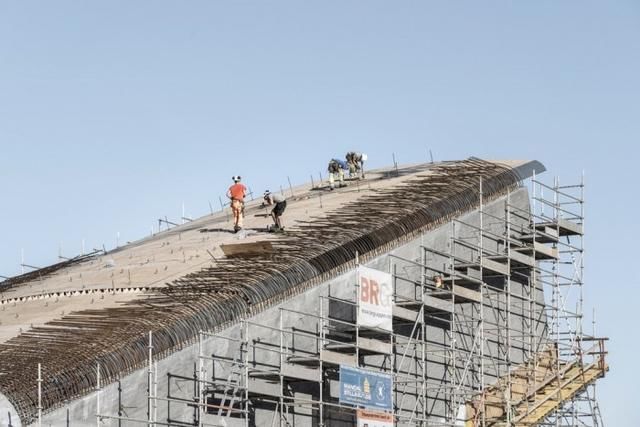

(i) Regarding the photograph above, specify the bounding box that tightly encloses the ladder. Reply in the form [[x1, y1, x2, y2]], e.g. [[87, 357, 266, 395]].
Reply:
[[216, 342, 246, 418]]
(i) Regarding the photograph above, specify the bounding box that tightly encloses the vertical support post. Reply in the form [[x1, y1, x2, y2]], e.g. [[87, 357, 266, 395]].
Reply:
[[37, 363, 42, 427], [118, 379, 123, 427], [552, 177, 560, 369], [279, 310, 284, 427], [96, 362, 101, 427], [526, 170, 539, 418], [392, 153, 399, 176], [505, 193, 512, 425], [478, 176, 486, 427], [449, 221, 457, 420], [153, 362, 158, 424], [420, 246, 427, 423], [355, 251, 360, 365], [198, 332, 204, 427], [392, 263, 396, 297], [243, 321, 250, 427], [319, 296, 324, 427], [147, 331, 154, 427], [579, 172, 586, 341]]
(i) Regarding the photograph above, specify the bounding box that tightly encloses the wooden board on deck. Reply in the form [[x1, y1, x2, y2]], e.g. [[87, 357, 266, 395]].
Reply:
[[220, 241, 275, 257]]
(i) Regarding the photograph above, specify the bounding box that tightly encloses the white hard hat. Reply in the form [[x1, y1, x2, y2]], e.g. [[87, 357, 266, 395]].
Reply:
[[232, 175, 241, 182], [361, 153, 368, 161]]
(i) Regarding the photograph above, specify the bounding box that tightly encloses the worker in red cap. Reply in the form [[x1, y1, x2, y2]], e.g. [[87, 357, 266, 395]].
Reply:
[[226, 176, 247, 232]]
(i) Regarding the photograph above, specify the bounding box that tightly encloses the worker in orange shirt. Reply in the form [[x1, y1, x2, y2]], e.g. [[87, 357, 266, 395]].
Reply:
[[226, 175, 247, 232]]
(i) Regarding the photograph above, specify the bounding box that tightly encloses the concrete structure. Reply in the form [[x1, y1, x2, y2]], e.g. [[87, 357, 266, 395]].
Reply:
[[0, 158, 607, 426]]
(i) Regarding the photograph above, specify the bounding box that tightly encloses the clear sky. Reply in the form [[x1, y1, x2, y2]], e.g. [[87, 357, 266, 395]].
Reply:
[[1, 1, 637, 424]]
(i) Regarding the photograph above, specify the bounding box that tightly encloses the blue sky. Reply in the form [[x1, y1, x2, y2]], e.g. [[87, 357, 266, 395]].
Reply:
[[0, 1, 637, 424]]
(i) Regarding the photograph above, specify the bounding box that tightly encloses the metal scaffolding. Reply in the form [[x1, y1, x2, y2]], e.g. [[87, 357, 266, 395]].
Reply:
[[87, 174, 606, 427]]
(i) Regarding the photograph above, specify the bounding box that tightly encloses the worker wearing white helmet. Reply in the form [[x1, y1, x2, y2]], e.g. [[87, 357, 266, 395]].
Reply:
[[262, 190, 287, 232], [346, 152, 367, 179], [226, 175, 247, 233]]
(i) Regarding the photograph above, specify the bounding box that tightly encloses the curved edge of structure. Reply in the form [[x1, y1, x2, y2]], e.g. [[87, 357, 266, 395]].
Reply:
[[0, 158, 545, 424], [508, 159, 546, 181]]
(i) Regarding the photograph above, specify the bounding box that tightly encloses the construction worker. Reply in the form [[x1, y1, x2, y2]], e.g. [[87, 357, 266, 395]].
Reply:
[[433, 274, 444, 289], [226, 176, 247, 232], [262, 190, 287, 232], [327, 158, 348, 190], [346, 152, 368, 179]]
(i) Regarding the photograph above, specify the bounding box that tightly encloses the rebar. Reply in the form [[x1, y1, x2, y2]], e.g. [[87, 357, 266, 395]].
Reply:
[[0, 158, 521, 423]]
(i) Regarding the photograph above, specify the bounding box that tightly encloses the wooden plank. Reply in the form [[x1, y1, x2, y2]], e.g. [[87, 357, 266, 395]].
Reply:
[[429, 287, 481, 304], [481, 258, 509, 276], [423, 295, 453, 312], [556, 218, 583, 236], [248, 378, 281, 397], [514, 242, 558, 260], [509, 250, 536, 267], [531, 242, 559, 260], [537, 219, 583, 236], [220, 241, 274, 257], [393, 305, 419, 322], [359, 337, 392, 354], [321, 350, 357, 367], [281, 363, 321, 382], [453, 286, 482, 303]]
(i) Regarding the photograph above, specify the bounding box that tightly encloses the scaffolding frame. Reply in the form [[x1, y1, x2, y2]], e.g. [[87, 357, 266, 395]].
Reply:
[[86, 174, 606, 427]]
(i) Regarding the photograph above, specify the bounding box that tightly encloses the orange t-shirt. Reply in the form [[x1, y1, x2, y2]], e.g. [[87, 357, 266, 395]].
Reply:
[[228, 183, 247, 200]]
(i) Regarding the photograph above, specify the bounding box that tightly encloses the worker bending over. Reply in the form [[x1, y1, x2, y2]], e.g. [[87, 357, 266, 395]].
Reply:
[[346, 152, 367, 179], [226, 175, 247, 233], [263, 190, 287, 232], [327, 158, 348, 190]]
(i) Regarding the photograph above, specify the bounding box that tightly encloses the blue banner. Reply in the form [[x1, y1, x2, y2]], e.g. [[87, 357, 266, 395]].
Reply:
[[339, 366, 393, 411]]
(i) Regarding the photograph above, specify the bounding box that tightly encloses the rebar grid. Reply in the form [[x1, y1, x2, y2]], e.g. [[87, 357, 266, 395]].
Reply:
[[0, 158, 521, 423]]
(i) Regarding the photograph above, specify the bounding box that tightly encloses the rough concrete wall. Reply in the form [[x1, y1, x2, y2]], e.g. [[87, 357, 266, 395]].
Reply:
[[0, 394, 20, 427], [20, 187, 548, 427]]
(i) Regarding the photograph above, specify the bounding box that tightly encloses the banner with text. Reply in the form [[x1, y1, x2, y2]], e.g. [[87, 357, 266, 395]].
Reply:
[[358, 266, 393, 332], [357, 409, 394, 427], [339, 365, 393, 411]]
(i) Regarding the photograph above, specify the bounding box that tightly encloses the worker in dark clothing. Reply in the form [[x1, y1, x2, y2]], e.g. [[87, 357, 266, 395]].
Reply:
[[263, 190, 287, 232], [328, 158, 348, 190]]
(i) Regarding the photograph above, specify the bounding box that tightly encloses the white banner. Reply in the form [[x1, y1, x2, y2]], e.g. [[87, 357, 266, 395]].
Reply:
[[357, 266, 393, 332], [357, 409, 394, 427]]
